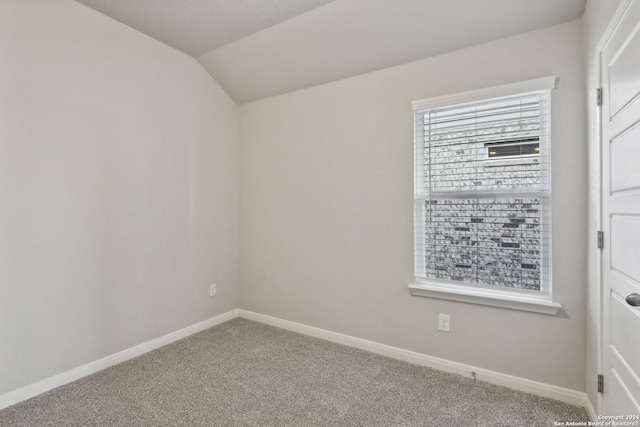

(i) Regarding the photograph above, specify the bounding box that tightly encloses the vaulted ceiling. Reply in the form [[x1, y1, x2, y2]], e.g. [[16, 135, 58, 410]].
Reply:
[[74, 0, 586, 104]]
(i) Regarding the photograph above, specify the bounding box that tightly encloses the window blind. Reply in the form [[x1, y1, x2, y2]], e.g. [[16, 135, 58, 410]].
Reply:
[[414, 90, 551, 292]]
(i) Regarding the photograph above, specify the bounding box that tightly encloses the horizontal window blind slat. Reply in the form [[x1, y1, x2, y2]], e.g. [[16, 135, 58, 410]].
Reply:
[[430, 109, 539, 127], [423, 96, 541, 116]]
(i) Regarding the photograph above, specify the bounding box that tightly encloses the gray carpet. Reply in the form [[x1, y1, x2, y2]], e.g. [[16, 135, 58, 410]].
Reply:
[[0, 318, 589, 426]]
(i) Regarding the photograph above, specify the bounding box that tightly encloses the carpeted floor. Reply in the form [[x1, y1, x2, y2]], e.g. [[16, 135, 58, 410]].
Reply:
[[0, 318, 589, 426]]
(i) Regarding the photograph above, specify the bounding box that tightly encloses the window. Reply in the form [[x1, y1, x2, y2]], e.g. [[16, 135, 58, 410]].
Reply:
[[408, 77, 561, 314]]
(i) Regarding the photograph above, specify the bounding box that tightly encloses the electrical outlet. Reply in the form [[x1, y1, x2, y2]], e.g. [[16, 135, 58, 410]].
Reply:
[[209, 284, 217, 297], [438, 314, 450, 332]]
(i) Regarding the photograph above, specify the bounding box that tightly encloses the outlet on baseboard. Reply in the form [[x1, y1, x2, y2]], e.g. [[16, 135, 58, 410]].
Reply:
[[209, 284, 217, 297], [438, 314, 450, 332]]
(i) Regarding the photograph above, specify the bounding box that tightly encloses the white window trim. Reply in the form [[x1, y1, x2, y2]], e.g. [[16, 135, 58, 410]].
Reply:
[[408, 282, 561, 315], [409, 76, 562, 316], [411, 76, 558, 111]]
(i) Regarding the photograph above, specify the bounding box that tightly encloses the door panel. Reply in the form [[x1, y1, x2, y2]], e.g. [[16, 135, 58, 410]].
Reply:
[[609, 21, 640, 116], [610, 293, 640, 390], [610, 124, 640, 193], [610, 367, 640, 415], [602, 0, 640, 417], [611, 215, 640, 279]]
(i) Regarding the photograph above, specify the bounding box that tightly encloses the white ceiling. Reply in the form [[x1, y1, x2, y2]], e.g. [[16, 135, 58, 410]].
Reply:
[[75, 0, 586, 104], [74, 0, 336, 57]]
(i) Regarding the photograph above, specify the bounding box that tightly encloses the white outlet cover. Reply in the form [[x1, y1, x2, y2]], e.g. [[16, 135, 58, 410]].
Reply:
[[438, 314, 450, 332], [209, 284, 217, 297]]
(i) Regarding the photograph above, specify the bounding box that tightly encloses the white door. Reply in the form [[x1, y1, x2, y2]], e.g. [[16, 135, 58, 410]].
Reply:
[[602, 0, 640, 417]]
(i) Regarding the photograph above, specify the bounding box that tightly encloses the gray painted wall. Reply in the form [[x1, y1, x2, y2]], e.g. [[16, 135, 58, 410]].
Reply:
[[239, 20, 587, 391], [0, 0, 240, 395]]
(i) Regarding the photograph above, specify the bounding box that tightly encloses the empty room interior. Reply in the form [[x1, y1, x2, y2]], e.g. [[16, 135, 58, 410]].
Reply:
[[1, 0, 640, 424]]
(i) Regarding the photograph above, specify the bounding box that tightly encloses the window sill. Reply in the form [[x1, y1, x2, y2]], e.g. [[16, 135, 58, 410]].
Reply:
[[407, 282, 562, 315]]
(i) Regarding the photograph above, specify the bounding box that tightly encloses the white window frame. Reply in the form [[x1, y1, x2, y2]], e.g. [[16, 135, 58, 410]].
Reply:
[[408, 76, 562, 315]]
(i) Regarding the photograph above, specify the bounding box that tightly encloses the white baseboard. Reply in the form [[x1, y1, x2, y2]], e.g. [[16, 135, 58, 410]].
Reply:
[[0, 309, 239, 411], [584, 395, 598, 421], [1, 307, 596, 420], [238, 309, 594, 417]]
